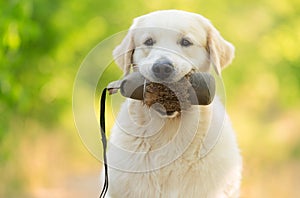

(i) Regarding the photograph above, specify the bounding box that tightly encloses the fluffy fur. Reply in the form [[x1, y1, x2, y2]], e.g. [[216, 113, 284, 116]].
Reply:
[[103, 10, 242, 198]]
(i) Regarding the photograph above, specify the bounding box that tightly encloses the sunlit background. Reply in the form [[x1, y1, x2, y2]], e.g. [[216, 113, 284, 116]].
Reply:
[[1, 0, 300, 197]]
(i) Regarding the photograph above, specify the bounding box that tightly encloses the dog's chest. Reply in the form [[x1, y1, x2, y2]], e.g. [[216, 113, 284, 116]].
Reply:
[[108, 125, 224, 197], [107, 100, 241, 197], [108, 152, 228, 198]]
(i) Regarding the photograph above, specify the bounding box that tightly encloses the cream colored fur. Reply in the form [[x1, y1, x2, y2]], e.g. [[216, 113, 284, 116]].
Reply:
[[103, 10, 242, 198]]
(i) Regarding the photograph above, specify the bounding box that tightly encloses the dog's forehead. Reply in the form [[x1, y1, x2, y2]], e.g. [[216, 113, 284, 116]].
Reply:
[[132, 10, 208, 38]]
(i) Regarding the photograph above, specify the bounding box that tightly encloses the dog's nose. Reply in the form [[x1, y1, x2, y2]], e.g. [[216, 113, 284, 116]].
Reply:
[[152, 59, 174, 79]]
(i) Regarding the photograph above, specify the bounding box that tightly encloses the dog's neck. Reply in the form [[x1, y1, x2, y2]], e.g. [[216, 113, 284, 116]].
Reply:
[[107, 98, 223, 172]]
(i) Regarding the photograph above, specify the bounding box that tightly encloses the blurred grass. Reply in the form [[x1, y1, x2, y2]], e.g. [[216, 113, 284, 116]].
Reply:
[[1, 0, 300, 197]]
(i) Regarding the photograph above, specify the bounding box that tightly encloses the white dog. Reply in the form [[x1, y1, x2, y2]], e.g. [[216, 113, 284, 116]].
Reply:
[[103, 10, 242, 198]]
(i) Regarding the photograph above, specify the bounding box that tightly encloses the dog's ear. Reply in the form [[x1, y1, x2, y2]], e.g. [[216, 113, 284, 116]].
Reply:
[[113, 30, 135, 75], [206, 26, 235, 75]]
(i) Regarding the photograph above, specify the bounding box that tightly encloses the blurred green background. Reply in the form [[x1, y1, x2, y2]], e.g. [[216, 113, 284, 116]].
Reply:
[[1, 0, 300, 197]]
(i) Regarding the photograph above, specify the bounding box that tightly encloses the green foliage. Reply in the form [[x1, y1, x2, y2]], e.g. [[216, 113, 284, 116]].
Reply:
[[1, 0, 60, 133], [1, 0, 300, 196]]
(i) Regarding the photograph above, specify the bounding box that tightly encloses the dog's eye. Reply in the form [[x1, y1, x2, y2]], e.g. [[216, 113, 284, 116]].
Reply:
[[144, 38, 155, 46], [180, 38, 193, 47]]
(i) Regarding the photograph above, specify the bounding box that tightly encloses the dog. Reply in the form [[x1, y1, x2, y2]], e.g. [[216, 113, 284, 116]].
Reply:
[[103, 10, 242, 198]]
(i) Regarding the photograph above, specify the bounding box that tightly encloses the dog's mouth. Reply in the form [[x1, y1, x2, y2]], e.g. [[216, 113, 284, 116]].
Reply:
[[143, 73, 194, 117], [109, 70, 215, 117], [153, 106, 180, 118]]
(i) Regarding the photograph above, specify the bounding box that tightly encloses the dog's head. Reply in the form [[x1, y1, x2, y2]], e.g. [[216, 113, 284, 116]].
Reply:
[[113, 10, 234, 82]]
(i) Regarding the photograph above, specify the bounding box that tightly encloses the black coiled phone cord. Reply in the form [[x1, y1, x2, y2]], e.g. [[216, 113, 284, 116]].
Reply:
[[99, 88, 108, 198]]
